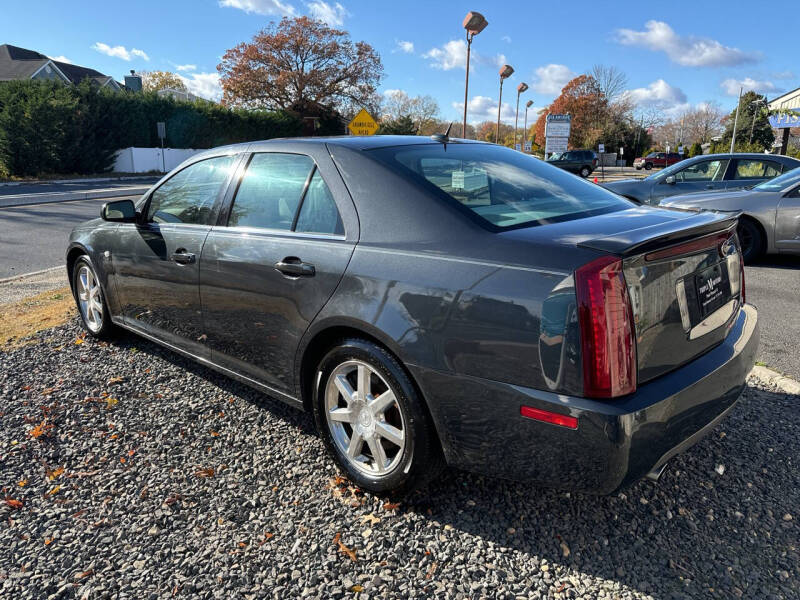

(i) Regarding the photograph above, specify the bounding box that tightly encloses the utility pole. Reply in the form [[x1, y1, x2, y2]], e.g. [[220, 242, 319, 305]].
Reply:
[[730, 87, 742, 154]]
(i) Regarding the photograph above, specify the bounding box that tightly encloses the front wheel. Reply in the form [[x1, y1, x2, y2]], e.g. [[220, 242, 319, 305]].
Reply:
[[580, 166, 591, 178], [312, 339, 443, 495], [72, 256, 117, 339], [737, 219, 764, 263]]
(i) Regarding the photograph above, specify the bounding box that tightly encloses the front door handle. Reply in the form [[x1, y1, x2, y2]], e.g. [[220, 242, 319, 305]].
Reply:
[[274, 257, 315, 277], [171, 249, 196, 265]]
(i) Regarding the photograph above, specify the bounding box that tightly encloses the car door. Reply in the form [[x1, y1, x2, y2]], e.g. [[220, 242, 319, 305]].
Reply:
[[775, 184, 800, 251], [652, 158, 729, 204], [726, 158, 784, 191], [111, 153, 240, 356], [199, 147, 358, 395]]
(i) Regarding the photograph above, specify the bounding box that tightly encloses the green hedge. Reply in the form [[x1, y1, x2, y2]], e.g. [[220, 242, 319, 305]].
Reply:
[[0, 80, 304, 177]]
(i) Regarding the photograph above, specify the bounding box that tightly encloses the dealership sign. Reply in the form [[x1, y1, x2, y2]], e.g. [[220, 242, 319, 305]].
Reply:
[[545, 114, 570, 155], [769, 110, 800, 129]]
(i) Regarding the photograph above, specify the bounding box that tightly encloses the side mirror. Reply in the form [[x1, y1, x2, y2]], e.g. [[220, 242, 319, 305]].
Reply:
[[664, 175, 676, 185], [101, 199, 137, 222]]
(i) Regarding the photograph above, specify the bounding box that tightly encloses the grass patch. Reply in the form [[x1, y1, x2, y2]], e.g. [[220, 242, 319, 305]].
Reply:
[[0, 287, 75, 349]]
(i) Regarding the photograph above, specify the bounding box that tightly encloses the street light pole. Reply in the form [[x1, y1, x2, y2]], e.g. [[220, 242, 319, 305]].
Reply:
[[524, 100, 533, 151], [496, 64, 514, 144], [514, 82, 528, 150], [461, 12, 488, 139]]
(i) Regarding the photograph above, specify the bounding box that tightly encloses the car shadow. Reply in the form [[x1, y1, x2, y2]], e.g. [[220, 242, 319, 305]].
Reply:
[[121, 330, 797, 599], [746, 254, 800, 270]]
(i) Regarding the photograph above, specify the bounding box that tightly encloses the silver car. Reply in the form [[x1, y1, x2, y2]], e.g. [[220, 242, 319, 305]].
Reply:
[[661, 167, 800, 261], [603, 153, 800, 206]]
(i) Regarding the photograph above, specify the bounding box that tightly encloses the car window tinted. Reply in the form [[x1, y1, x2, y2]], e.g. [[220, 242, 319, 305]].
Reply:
[[371, 143, 630, 230], [295, 171, 344, 235], [753, 166, 800, 191], [676, 159, 728, 182], [733, 159, 782, 180], [228, 153, 314, 230], [147, 155, 236, 225]]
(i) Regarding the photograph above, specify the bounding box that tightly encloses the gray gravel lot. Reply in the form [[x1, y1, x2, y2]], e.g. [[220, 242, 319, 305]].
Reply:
[[1, 320, 797, 600]]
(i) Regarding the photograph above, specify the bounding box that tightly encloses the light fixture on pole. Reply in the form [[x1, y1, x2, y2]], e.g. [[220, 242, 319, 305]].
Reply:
[[461, 11, 488, 139], [495, 64, 514, 144], [514, 82, 528, 150], [523, 100, 533, 151]]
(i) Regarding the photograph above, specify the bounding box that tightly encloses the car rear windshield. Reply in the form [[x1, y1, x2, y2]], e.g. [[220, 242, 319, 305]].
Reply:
[[369, 143, 630, 230]]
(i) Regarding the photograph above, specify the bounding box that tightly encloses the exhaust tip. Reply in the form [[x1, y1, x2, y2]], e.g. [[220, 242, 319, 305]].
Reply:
[[645, 463, 668, 483]]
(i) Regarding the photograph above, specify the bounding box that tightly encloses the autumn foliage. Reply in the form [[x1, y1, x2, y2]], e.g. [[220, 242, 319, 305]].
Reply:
[[534, 75, 607, 151]]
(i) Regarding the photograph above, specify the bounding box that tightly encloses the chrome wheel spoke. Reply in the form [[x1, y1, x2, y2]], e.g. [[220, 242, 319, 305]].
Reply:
[[346, 431, 364, 459], [357, 364, 370, 400], [329, 408, 355, 423], [77, 265, 103, 333], [369, 390, 395, 416], [366, 436, 388, 473], [334, 375, 355, 403], [375, 422, 404, 448]]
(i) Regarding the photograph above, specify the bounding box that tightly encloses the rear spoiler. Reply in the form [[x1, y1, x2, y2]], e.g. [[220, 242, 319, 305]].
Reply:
[[578, 210, 740, 258]]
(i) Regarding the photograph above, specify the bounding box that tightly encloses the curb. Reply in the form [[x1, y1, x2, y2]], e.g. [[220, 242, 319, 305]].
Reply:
[[749, 365, 800, 395], [0, 186, 151, 209], [0, 266, 64, 285], [0, 175, 158, 188]]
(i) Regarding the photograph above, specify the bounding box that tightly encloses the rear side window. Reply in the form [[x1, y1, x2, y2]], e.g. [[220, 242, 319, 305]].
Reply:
[[370, 143, 630, 230], [147, 155, 236, 225], [733, 159, 782, 180], [295, 171, 344, 235]]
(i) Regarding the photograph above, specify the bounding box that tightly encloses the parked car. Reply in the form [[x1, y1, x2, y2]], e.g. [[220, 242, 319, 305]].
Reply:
[[546, 149, 597, 177], [661, 166, 800, 262], [604, 153, 800, 205], [67, 136, 759, 495], [633, 152, 683, 170]]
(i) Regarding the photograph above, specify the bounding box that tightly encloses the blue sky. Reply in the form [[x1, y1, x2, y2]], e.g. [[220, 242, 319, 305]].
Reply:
[[2, 0, 795, 123]]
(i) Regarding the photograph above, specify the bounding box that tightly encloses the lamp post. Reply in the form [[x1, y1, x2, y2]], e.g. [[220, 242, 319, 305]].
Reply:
[[496, 64, 514, 144], [514, 82, 528, 150], [523, 100, 533, 151], [461, 11, 488, 139]]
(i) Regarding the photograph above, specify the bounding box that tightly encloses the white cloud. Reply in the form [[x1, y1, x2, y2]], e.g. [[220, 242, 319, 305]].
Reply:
[[624, 79, 687, 107], [92, 42, 149, 61], [178, 72, 223, 101], [615, 20, 758, 67], [306, 1, 347, 25], [175, 64, 197, 72], [531, 64, 576, 95], [219, 0, 296, 15], [49, 55, 72, 64], [423, 39, 505, 71], [394, 40, 414, 54], [721, 77, 779, 96], [452, 95, 515, 125], [383, 88, 405, 97], [501, 35, 512, 44]]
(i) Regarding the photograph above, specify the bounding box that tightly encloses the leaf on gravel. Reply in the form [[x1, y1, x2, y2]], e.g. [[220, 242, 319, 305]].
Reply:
[[195, 467, 215, 478], [108, 376, 125, 385], [29, 420, 53, 438], [46, 485, 61, 496], [360, 513, 381, 526], [4, 498, 23, 509], [560, 539, 571, 558], [105, 397, 119, 409], [426, 561, 438, 579], [333, 532, 357, 562], [74, 338, 85, 345], [210, 431, 220, 437], [47, 466, 64, 480], [383, 502, 400, 511], [17, 479, 27, 487], [44, 537, 53, 545], [350, 585, 364, 592]]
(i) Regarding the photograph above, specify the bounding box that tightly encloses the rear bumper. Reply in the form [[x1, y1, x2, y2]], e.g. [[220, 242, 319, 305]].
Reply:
[[411, 304, 759, 494]]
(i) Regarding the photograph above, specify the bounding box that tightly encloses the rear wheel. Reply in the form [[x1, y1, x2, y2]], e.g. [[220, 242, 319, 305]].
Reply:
[[645, 162, 653, 170], [737, 218, 764, 263], [580, 166, 591, 178], [71, 256, 117, 339], [312, 338, 443, 495]]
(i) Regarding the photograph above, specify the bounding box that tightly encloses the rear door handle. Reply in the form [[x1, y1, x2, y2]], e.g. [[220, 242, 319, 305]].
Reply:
[[274, 257, 315, 277], [171, 249, 196, 265]]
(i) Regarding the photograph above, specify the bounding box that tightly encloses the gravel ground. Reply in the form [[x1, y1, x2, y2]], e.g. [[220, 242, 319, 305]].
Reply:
[[1, 319, 797, 600]]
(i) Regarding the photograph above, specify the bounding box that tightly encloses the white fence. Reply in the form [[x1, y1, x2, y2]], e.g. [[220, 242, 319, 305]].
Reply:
[[113, 147, 203, 173]]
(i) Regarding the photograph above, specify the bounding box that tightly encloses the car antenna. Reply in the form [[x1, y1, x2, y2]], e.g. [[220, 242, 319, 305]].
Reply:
[[431, 122, 454, 146]]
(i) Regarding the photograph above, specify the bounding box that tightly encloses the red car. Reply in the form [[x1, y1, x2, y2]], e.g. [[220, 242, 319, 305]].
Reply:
[[634, 152, 683, 170]]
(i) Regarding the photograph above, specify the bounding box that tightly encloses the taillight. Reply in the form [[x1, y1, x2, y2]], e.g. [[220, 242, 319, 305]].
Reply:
[[575, 256, 637, 398]]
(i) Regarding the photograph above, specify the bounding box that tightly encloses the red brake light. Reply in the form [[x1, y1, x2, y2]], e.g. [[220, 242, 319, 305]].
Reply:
[[520, 406, 578, 429], [644, 232, 730, 262], [575, 256, 637, 398]]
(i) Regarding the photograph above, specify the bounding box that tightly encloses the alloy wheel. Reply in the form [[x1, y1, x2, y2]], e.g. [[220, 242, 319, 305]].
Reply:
[[324, 360, 406, 476], [76, 265, 103, 332]]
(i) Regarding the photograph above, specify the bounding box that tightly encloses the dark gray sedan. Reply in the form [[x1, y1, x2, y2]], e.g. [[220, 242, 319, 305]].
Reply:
[[67, 136, 759, 495], [661, 167, 800, 261], [603, 153, 800, 205]]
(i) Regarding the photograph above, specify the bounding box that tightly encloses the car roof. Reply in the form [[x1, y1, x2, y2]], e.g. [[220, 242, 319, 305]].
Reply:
[[678, 152, 800, 163], [208, 135, 489, 155]]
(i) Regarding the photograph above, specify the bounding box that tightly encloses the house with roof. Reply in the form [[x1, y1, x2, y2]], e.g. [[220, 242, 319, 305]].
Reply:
[[0, 44, 122, 90]]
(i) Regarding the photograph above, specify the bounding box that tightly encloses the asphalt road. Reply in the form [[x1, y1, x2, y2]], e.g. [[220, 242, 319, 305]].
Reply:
[[1, 195, 798, 379], [0, 178, 158, 198]]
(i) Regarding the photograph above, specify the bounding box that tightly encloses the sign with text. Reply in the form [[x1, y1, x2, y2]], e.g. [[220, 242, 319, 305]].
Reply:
[[769, 110, 800, 129], [524, 141, 532, 152], [545, 136, 568, 154], [545, 114, 571, 138], [347, 108, 379, 136], [598, 143, 605, 153]]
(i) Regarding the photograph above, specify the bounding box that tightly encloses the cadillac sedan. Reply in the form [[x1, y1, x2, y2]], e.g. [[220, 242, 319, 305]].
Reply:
[[661, 167, 800, 262], [67, 136, 759, 495]]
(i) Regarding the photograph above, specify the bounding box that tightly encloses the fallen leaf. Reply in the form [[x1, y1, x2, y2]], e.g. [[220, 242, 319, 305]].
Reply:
[[426, 561, 438, 579], [238, 542, 247, 548], [74, 338, 85, 345], [210, 431, 220, 437], [360, 513, 381, 526], [128, 449, 135, 457], [47, 466, 64, 481], [108, 376, 125, 385], [47, 485, 61, 496], [120, 457, 126, 464], [195, 467, 215, 478], [29, 420, 53, 439], [44, 538, 53, 545], [4, 499, 23, 509], [350, 585, 364, 592], [333, 532, 357, 562], [17, 479, 27, 487], [383, 502, 400, 511], [105, 397, 118, 409], [75, 570, 93, 580], [560, 539, 571, 558]]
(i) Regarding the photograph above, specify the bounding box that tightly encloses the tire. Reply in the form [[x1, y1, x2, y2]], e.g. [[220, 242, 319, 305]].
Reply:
[[580, 166, 591, 178], [737, 218, 764, 263], [71, 255, 117, 339], [312, 338, 443, 495], [635, 166, 642, 171], [645, 163, 653, 170]]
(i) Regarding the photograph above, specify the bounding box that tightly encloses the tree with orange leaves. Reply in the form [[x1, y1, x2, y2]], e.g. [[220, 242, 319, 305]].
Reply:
[[218, 17, 383, 114], [534, 74, 607, 151]]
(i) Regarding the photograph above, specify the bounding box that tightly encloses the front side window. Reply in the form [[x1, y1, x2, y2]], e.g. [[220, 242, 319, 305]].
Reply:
[[147, 155, 236, 225], [733, 159, 782, 180], [371, 143, 630, 230], [676, 159, 728, 182]]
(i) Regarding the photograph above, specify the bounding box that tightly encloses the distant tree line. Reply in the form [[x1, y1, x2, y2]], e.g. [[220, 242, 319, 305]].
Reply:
[[0, 80, 306, 177]]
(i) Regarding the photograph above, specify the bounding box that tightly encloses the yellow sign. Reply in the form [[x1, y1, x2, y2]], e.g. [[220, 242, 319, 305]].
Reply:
[[348, 108, 379, 136]]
